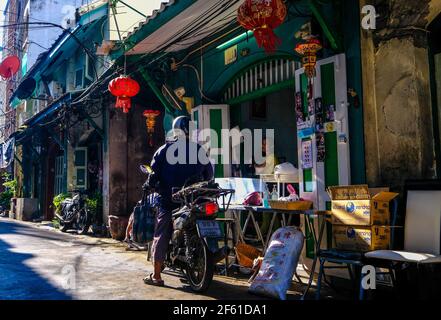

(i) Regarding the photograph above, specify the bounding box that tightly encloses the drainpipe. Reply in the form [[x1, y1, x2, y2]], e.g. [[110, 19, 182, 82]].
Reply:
[[307, 0, 342, 52], [138, 68, 175, 115]]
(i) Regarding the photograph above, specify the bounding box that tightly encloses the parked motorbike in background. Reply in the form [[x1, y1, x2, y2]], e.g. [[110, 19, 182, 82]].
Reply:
[[139, 165, 234, 292], [56, 190, 91, 235]]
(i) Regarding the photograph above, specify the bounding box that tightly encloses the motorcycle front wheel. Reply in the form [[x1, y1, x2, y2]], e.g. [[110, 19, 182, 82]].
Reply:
[[77, 210, 91, 235], [185, 238, 214, 293], [59, 220, 69, 233]]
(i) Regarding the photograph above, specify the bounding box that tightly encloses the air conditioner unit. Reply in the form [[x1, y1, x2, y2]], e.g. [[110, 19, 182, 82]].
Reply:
[[48, 81, 64, 99]]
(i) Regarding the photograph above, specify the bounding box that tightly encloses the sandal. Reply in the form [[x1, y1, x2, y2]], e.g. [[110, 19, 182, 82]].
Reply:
[[143, 273, 165, 287]]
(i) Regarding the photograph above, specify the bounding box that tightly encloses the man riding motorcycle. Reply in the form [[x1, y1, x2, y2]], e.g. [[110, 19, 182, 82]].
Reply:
[[143, 116, 214, 286]]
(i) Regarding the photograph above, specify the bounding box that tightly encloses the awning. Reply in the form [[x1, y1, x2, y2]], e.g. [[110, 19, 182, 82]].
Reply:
[[13, 92, 82, 144], [9, 12, 107, 106], [125, 0, 242, 55]]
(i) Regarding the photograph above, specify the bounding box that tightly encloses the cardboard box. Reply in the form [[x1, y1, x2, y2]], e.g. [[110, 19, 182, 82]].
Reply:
[[333, 225, 392, 252], [328, 185, 399, 226]]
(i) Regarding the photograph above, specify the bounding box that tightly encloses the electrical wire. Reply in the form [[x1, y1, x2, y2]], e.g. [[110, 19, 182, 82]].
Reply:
[[181, 64, 217, 103], [121, 0, 241, 74], [150, 0, 241, 54], [106, 1, 248, 104]]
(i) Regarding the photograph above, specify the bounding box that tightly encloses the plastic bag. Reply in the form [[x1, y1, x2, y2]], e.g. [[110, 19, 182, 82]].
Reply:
[[249, 226, 304, 300], [131, 193, 159, 244]]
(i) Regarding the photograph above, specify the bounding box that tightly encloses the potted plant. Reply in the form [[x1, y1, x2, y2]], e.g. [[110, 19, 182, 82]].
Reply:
[[87, 192, 106, 236], [0, 173, 17, 218]]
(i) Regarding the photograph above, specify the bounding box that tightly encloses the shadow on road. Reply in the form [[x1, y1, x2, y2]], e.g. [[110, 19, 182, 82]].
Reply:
[[0, 220, 73, 300]]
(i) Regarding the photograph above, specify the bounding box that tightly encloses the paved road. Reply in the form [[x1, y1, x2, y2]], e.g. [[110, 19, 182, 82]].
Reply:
[[0, 218, 266, 300], [0, 218, 333, 300]]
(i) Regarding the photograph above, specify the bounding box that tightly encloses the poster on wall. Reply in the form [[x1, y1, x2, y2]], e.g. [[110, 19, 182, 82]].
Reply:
[[315, 98, 323, 114], [308, 99, 314, 116], [295, 92, 304, 124], [316, 133, 326, 162], [325, 104, 336, 122], [314, 98, 324, 132], [315, 113, 324, 132], [301, 139, 313, 169]]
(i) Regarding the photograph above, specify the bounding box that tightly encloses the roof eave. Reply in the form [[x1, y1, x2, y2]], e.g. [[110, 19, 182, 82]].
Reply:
[[110, 0, 194, 60]]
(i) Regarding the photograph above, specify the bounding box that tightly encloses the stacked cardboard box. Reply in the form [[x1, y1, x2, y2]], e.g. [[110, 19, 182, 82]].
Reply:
[[328, 185, 399, 252]]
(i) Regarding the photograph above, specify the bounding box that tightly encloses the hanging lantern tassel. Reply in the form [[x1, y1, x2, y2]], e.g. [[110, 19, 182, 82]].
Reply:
[[295, 37, 323, 79], [237, 0, 287, 53], [143, 110, 161, 147], [108, 76, 140, 113], [295, 37, 322, 97]]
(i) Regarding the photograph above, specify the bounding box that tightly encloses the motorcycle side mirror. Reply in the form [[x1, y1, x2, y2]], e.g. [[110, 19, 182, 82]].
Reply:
[[140, 165, 153, 175]]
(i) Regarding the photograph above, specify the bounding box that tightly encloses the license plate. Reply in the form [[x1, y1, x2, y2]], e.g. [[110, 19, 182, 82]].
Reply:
[[197, 220, 222, 238]]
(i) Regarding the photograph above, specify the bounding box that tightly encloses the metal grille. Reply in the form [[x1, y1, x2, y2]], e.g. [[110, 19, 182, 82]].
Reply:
[[224, 58, 299, 102]]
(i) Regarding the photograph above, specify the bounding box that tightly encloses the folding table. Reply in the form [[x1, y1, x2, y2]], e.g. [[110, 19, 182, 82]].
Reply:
[[227, 205, 330, 300]]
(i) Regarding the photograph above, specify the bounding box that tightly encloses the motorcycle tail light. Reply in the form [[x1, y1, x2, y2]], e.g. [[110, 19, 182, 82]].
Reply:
[[205, 202, 219, 216]]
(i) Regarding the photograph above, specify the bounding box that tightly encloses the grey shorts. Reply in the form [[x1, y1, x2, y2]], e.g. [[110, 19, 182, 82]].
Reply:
[[151, 207, 173, 264]]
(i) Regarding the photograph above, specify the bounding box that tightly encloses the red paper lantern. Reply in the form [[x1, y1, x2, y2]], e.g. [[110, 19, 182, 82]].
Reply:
[[237, 0, 287, 53], [295, 37, 322, 79], [108, 76, 140, 113], [143, 110, 161, 147]]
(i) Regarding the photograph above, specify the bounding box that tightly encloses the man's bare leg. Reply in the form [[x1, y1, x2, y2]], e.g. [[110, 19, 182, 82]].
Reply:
[[153, 261, 163, 281]]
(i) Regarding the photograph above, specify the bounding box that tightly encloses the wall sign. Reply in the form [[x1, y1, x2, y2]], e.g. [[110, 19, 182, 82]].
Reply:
[[298, 127, 314, 138], [301, 139, 313, 169], [224, 45, 238, 65]]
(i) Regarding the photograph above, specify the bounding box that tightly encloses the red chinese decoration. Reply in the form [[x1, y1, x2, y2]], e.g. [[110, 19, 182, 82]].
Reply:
[[237, 0, 287, 53], [108, 76, 140, 113], [294, 36, 322, 79], [143, 110, 161, 147]]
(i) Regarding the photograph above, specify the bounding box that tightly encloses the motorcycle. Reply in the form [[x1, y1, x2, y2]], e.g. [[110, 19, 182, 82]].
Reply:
[[140, 165, 234, 292], [56, 190, 91, 235]]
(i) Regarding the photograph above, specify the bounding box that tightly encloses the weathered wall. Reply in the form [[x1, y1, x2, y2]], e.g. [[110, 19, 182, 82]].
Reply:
[[107, 106, 128, 217], [127, 102, 163, 212], [361, 0, 440, 188], [428, 0, 441, 26], [105, 99, 163, 219]]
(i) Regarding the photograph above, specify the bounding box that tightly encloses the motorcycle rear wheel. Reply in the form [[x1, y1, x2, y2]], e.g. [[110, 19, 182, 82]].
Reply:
[[185, 238, 214, 293]]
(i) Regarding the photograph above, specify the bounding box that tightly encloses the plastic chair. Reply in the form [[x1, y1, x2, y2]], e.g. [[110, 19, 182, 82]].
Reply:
[[364, 180, 441, 297]]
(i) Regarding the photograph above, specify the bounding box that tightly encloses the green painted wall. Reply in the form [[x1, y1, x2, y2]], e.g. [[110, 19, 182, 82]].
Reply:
[[171, 17, 309, 106], [134, 0, 366, 183], [340, 0, 367, 184]]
